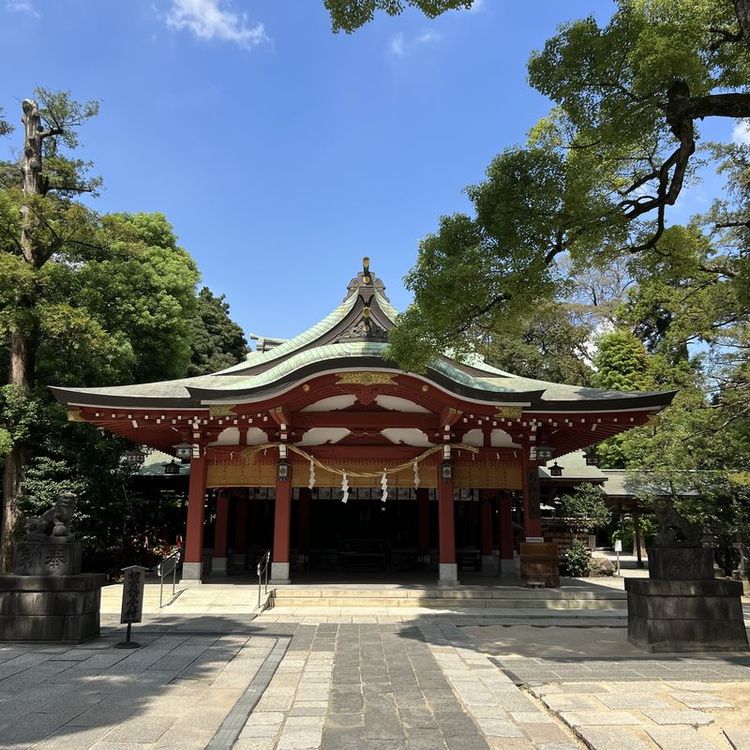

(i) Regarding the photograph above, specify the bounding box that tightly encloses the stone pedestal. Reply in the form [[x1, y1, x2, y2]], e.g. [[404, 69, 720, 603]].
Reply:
[[14, 541, 82, 576], [0, 574, 105, 643], [626, 546, 748, 653], [438, 563, 458, 586]]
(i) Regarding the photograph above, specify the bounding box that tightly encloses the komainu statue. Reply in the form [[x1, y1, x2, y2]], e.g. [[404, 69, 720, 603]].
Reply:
[[24, 491, 77, 542]]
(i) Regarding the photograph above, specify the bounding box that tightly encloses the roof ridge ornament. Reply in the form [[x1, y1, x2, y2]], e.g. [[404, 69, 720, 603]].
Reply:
[[345, 256, 389, 302]]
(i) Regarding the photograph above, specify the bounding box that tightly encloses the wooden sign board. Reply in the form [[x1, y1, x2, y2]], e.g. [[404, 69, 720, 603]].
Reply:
[[120, 565, 148, 624]]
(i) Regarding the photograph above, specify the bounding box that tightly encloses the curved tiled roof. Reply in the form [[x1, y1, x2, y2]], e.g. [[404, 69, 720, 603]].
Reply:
[[50, 264, 675, 413]]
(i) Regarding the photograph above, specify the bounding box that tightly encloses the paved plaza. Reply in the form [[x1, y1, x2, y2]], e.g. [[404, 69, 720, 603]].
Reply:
[[1, 584, 749, 750]]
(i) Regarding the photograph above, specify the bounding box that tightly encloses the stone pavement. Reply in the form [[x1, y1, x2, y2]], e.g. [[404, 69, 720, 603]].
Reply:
[[1, 610, 749, 749]]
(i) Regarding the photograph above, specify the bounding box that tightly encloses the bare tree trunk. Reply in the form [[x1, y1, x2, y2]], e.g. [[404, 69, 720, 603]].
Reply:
[[0, 99, 43, 572]]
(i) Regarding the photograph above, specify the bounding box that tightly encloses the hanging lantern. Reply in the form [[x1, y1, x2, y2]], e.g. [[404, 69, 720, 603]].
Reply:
[[535, 445, 553, 461], [584, 448, 599, 466], [278, 459, 290, 481], [442, 459, 453, 481], [173, 442, 192, 461], [123, 448, 146, 467], [549, 461, 563, 477], [163, 460, 180, 476]]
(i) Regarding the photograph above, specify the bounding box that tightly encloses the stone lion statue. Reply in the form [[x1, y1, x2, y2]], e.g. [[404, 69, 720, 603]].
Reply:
[[24, 491, 77, 542]]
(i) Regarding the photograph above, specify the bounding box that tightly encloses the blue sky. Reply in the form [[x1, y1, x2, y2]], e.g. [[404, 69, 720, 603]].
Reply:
[[0, 0, 741, 341]]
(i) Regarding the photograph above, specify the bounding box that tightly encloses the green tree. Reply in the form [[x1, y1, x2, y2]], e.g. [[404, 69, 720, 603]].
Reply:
[[0, 91, 100, 570], [0, 93, 214, 570], [324, 0, 473, 32], [558, 483, 612, 534], [592, 329, 650, 392], [388, 0, 750, 370], [187, 287, 248, 377]]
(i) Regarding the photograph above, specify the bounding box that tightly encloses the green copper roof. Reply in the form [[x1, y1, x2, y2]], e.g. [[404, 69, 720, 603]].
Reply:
[[50, 263, 676, 412]]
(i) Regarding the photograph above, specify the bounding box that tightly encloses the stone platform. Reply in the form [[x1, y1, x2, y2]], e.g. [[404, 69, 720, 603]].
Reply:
[[0, 573, 105, 642], [626, 578, 749, 652]]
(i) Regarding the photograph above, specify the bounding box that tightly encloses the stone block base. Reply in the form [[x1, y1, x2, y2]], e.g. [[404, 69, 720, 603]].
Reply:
[[625, 578, 749, 652], [480, 555, 497, 576], [0, 574, 105, 643], [499, 557, 516, 575], [438, 563, 458, 586], [270, 562, 290, 584], [181, 562, 203, 583]]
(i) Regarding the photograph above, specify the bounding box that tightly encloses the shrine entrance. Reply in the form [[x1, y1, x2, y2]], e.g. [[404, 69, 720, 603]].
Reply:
[[207, 485, 524, 582]]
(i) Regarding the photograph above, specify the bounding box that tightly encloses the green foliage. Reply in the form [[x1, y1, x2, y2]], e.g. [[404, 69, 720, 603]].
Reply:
[[0, 386, 41, 457], [592, 329, 650, 391], [558, 483, 611, 533], [612, 514, 655, 551], [0, 91, 248, 568], [324, 0, 473, 32], [187, 287, 248, 377], [481, 302, 594, 385], [388, 145, 620, 370], [560, 538, 592, 577], [389, 1, 750, 371]]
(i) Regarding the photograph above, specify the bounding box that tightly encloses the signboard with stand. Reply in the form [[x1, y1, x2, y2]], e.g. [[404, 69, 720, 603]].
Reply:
[[614, 539, 623, 575], [116, 564, 148, 648]]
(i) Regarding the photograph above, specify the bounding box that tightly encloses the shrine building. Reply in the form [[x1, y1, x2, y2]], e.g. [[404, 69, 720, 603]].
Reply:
[[51, 260, 674, 585]]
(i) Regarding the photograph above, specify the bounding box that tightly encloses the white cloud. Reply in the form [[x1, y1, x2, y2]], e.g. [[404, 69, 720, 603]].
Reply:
[[5, 0, 39, 16], [166, 0, 268, 49], [390, 32, 406, 56], [732, 120, 750, 146], [469, 0, 487, 12], [388, 28, 441, 57]]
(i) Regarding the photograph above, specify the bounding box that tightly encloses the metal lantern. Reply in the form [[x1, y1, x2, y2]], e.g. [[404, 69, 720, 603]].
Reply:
[[535, 445, 553, 461], [549, 461, 563, 477], [164, 461, 180, 476], [122, 448, 146, 467], [278, 459, 290, 481], [584, 449, 599, 466], [441, 460, 453, 481], [173, 442, 192, 460]]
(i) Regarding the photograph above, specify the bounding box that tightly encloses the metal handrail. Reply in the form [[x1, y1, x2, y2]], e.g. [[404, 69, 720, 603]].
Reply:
[[257, 549, 271, 608], [155, 550, 181, 608]]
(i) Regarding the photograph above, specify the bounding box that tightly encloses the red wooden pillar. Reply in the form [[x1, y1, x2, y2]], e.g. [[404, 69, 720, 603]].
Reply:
[[233, 494, 248, 568], [183, 453, 208, 582], [499, 492, 514, 575], [438, 459, 457, 585], [272, 459, 292, 583], [298, 487, 312, 565], [479, 491, 494, 574], [213, 490, 230, 575], [522, 449, 543, 539], [416, 488, 430, 559]]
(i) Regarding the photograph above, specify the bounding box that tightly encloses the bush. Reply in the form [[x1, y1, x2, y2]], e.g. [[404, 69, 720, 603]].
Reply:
[[589, 555, 616, 577], [560, 538, 592, 577]]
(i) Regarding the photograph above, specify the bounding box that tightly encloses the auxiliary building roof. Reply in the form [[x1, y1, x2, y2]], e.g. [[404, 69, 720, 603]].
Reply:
[[50, 263, 675, 413]]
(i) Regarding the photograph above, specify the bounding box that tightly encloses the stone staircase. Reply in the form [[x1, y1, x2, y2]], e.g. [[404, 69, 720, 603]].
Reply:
[[268, 585, 627, 616]]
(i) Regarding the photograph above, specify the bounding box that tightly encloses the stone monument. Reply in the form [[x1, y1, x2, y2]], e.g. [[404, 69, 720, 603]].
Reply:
[[0, 492, 105, 642], [625, 503, 748, 652]]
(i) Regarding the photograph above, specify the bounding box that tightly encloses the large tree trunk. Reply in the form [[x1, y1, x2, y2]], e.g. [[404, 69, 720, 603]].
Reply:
[[0, 99, 43, 572]]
